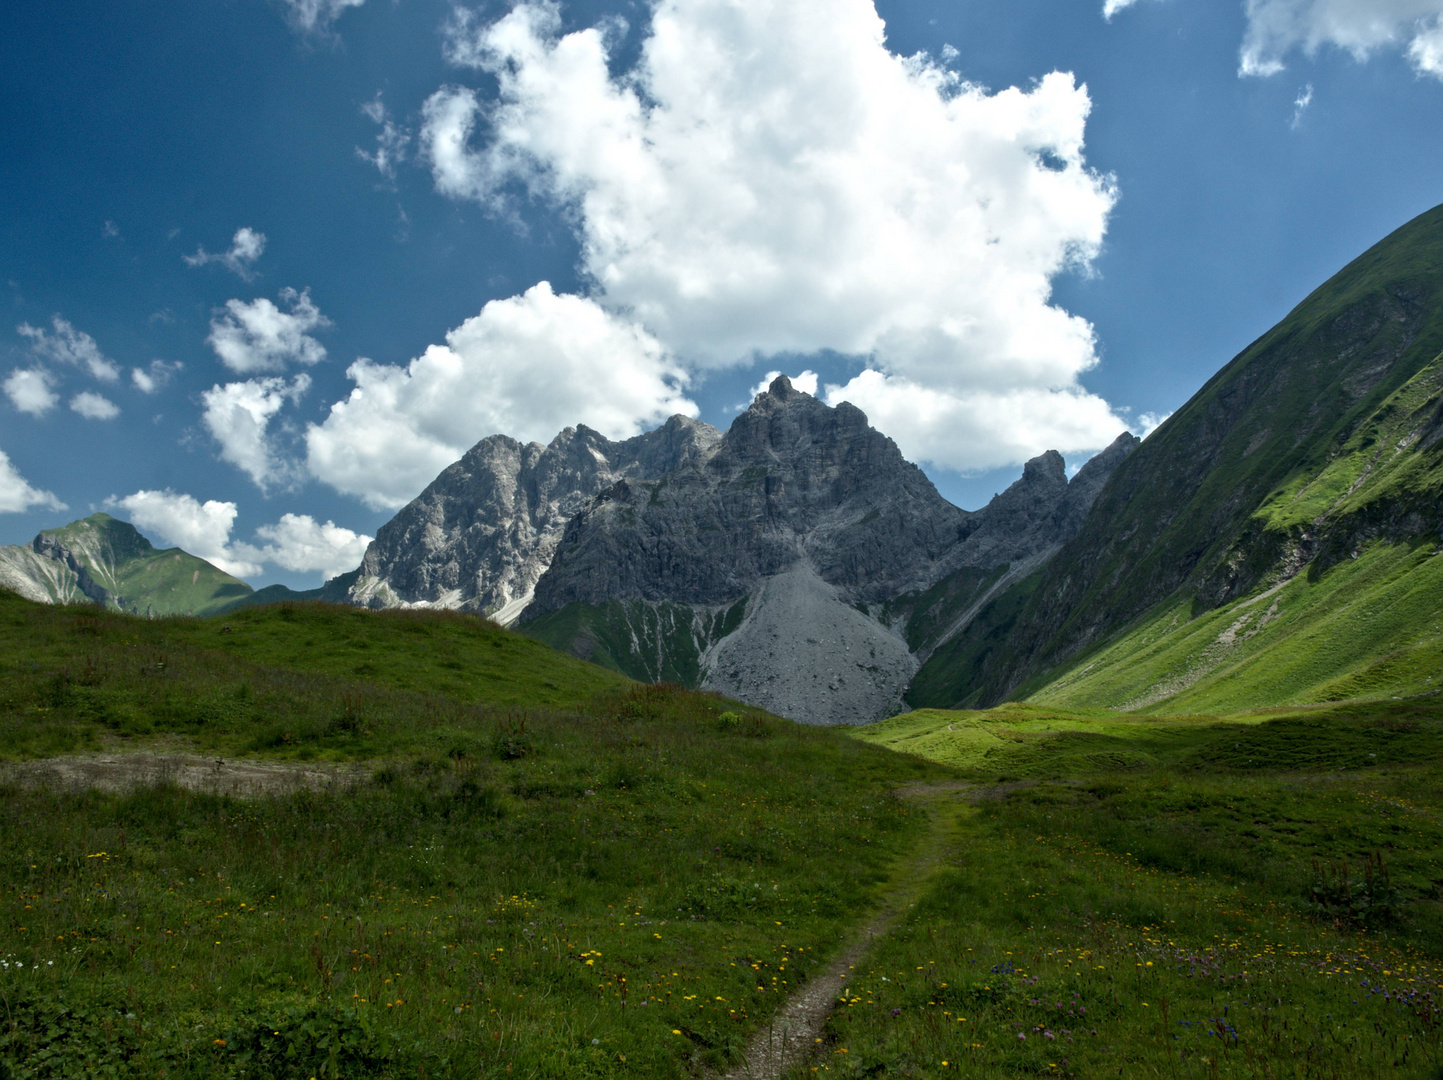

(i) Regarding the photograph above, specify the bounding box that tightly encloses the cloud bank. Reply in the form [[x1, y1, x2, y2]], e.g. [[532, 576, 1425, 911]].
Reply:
[[307, 282, 696, 509], [111, 489, 372, 582], [409, 0, 1125, 480], [1239, 0, 1443, 78], [0, 448, 65, 514]]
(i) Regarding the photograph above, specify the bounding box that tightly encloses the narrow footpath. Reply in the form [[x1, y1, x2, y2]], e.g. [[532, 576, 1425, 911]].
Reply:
[[718, 781, 976, 1080]]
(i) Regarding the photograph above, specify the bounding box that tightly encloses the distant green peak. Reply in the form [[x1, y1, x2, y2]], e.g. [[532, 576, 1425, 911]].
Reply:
[[41, 513, 156, 559]]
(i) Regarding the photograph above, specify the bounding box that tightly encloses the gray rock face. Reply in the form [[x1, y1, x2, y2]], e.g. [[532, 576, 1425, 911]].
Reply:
[[521, 378, 1135, 723], [944, 433, 1140, 571], [701, 564, 918, 726], [529, 377, 975, 614], [347, 415, 722, 622]]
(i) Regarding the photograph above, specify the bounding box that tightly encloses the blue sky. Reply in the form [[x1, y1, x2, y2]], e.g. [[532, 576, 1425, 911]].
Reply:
[[2, 0, 1441, 587]]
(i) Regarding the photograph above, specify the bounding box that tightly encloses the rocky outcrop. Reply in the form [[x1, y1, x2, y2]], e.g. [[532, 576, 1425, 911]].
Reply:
[[529, 377, 975, 614], [521, 377, 1134, 724], [345, 415, 722, 622]]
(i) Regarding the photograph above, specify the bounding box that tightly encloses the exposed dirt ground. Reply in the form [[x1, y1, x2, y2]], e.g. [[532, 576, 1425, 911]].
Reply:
[[0, 752, 363, 798]]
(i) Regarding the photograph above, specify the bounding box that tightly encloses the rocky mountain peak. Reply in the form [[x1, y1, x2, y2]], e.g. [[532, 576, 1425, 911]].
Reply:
[[345, 414, 721, 622]]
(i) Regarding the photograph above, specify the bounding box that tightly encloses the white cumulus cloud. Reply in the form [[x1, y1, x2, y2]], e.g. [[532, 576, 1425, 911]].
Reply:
[[4, 368, 58, 416], [207, 287, 329, 375], [820, 371, 1129, 474], [422, 0, 1127, 474], [307, 281, 695, 509], [1240, 0, 1443, 79], [110, 490, 263, 578], [281, 0, 367, 34], [0, 448, 65, 513], [109, 490, 371, 583], [17, 317, 120, 382], [70, 392, 120, 420], [201, 375, 311, 491], [184, 227, 267, 279], [251, 514, 373, 581]]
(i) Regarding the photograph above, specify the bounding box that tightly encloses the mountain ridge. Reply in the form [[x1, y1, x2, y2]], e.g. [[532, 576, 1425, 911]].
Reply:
[[0, 513, 252, 617], [911, 201, 1443, 710]]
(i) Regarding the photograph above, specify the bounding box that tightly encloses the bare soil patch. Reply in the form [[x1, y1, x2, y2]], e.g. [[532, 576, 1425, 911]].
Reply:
[[0, 752, 363, 798]]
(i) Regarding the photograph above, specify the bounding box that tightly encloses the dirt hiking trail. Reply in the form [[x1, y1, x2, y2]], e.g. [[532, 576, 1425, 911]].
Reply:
[[717, 780, 986, 1080]]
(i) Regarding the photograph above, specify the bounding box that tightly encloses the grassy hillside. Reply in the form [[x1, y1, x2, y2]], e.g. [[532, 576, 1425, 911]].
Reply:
[[0, 590, 940, 1077], [910, 203, 1443, 709], [1025, 538, 1443, 713], [523, 597, 749, 686], [836, 701, 1443, 1076]]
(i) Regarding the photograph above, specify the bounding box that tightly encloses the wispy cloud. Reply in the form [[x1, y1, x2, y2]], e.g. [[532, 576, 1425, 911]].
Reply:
[[18, 316, 119, 382], [281, 0, 367, 35], [357, 93, 411, 182], [184, 227, 267, 280], [1291, 82, 1314, 128], [132, 360, 183, 394]]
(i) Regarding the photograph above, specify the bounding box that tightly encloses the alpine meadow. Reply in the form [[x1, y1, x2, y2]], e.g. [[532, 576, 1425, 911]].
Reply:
[[5, 0, 1443, 1077]]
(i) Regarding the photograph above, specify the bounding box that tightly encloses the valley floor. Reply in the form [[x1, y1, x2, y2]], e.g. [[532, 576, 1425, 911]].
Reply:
[[5, 592, 1443, 1077]]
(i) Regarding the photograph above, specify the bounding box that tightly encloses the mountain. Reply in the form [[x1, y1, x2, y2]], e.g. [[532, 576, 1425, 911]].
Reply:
[[337, 415, 722, 622], [911, 202, 1443, 711], [0, 513, 252, 617], [519, 376, 1134, 723]]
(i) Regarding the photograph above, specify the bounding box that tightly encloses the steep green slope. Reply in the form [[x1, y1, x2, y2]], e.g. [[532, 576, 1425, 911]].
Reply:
[[0, 513, 253, 616], [523, 597, 749, 685], [1032, 537, 1443, 712], [911, 202, 1443, 708]]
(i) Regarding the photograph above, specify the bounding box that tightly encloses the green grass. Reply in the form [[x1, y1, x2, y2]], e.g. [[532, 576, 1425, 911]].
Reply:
[[831, 704, 1443, 1077], [11, 585, 1443, 1077], [1021, 538, 1443, 714], [0, 590, 945, 1077]]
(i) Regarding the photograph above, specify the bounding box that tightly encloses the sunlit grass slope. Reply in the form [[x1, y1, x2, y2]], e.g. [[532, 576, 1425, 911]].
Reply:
[[1023, 537, 1443, 714], [908, 206, 1443, 710], [838, 703, 1443, 1077], [39, 514, 253, 617], [0, 589, 944, 1077]]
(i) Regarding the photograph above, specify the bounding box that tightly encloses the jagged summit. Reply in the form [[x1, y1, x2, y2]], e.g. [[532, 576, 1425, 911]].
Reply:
[[344, 414, 722, 621], [520, 382, 1135, 723]]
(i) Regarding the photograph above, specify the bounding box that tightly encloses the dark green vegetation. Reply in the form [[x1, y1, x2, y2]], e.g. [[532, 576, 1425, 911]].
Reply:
[[0, 515, 252, 618], [0, 590, 940, 1077], [820, 704, 1443, 1077], [524, 598, 749, 685], [912, 203, 1443, 711]]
